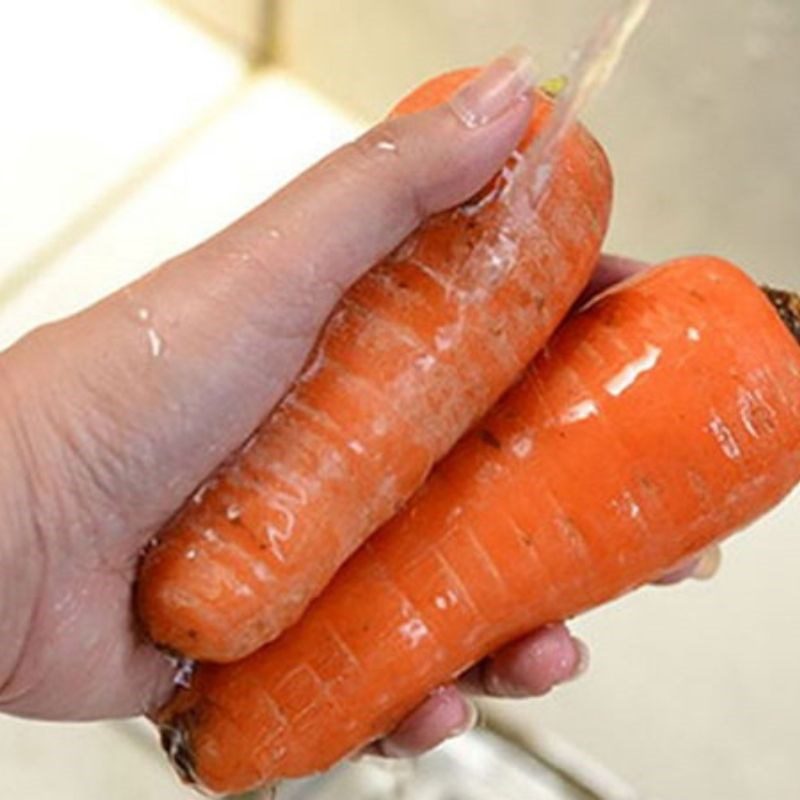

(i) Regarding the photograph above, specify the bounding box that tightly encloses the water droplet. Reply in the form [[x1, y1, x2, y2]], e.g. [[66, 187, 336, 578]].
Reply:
[[434, 325, 457, 352], [192, 479, 217, 504], [147, 327, 163, 358], [186, 548, 198, 560], [241, 432, 259, 454], [137, 307, 150, 321], [414, 354, 436, 372], [202, 527, 219, 543], [389, 235, 418, 263], [454, 106, 491, 129], [530, 163, 553, 206], [510, 435, 533, 458], [687, 327, 701, 342], [171, 657, 195, 689], [375, 138, 398, 152], [398, 618, 429, 647], [347, 440, 366, 455], [561, 399, 599, 424]]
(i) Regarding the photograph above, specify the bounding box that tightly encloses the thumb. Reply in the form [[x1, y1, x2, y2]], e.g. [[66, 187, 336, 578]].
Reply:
[[4, 50, 537, 552]]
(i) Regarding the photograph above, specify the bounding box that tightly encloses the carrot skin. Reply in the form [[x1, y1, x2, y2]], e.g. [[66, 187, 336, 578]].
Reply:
[[137, 71, 613, 662], [158, 257, 800, 793]]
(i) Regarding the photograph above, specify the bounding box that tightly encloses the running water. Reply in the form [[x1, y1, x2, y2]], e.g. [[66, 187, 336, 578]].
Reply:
[[507, 0, 653, 212]]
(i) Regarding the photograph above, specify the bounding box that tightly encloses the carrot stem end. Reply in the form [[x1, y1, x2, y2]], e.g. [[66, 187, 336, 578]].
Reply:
[[763, 286, 800, 345]]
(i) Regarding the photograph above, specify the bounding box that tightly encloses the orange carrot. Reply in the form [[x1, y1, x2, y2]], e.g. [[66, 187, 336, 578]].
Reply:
[[136, 69, 613, 662], [157, 257, 800, 794]]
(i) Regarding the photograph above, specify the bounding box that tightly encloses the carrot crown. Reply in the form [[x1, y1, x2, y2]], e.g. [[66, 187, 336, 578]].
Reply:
[[763, 287, 800, 345]]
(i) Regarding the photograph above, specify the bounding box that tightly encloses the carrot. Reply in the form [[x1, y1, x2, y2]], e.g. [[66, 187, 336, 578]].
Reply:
[[157, 257, 800, 794], [136, 69, 613, 662]]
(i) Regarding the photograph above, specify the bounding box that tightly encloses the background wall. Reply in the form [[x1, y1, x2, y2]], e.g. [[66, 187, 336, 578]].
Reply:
[[279, 0, 800, 285]]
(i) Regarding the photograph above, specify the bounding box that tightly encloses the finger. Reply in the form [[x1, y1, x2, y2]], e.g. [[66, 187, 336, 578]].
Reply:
[[370, 685, 477, 759], [693, 545, 722, 579], [4, 50, 536, 552], [577, 254, 649, 307], [460, 623, 588, 698], [654, 545, 722, 585]]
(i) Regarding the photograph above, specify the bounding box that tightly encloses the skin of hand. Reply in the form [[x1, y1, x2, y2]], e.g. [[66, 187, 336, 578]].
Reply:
[[0, 50, 719, 757]]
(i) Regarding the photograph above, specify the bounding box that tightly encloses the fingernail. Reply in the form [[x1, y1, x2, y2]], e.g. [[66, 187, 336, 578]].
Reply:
[[449, 698, 479, 738], [377, 737, 413, 759], [450, 46, 537, 128], [693, 547, 722, 581], [564, 637, 591, 683]]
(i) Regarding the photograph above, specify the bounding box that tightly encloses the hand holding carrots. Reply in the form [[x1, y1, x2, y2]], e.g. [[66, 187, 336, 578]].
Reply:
[[0, 50, 723, 771], [0, 51, 655, 734]]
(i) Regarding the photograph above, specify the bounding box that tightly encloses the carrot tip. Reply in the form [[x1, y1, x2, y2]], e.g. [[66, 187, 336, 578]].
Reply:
[[763, 286, 800, 345], [160, 720, 199, 788]]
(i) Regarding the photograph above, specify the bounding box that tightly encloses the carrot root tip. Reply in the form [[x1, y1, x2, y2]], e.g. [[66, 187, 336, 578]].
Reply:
[[160, 719, 199, 788]]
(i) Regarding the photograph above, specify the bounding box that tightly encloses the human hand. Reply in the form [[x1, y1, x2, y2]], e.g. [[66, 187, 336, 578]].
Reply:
[[0, 51, 717, 758]]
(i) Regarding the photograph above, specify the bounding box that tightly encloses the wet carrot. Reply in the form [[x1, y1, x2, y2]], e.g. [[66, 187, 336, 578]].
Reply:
[[157, 257, 800, 793], [136, 69, 613, 662]]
